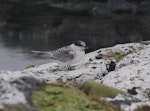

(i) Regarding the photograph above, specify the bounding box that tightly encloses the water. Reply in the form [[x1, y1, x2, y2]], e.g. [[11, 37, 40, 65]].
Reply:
[[0, 33, 146, 70], [0, 29, 91, 70], [0, 19, 148, 70], [0, 38, 53, 70]]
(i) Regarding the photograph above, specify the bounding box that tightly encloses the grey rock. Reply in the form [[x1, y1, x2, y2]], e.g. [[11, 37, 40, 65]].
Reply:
[[0, 41, 149, 111]]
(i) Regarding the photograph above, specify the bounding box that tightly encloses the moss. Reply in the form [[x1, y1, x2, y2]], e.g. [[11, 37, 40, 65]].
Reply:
[[3, 104, 31, 111], [115, 53, 128, 62], [32, 83, 103, 111], [134, 105, 150, 111], [25, 65, 36, 69], [32, 83, 122, 111], [115, 80, 122, 84], [80, 82, 125, 98], [2, 83, 123, 111], [77, 82, 124, 111]]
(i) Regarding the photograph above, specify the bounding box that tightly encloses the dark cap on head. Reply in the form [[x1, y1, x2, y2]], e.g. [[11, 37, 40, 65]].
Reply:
[[73, 40, 86, 47]]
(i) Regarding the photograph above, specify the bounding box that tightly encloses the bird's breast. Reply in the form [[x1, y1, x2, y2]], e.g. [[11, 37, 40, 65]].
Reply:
[[73, 50, 85, 62]]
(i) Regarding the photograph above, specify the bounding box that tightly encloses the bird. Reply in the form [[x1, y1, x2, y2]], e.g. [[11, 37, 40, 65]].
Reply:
[[31, 40, 88, 67]]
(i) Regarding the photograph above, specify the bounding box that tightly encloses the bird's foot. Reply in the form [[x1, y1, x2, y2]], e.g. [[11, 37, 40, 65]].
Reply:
[[62, 65, 76, 71]]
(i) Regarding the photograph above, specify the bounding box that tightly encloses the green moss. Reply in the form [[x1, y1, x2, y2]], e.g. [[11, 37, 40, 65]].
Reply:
[[134, 105, 150, 111], [80, 82, 125, 98], [25, 65, 36, 69], [32, 83, 122, 111], [3, 104, 31, 111], [3, 83, 123, 111], [32, 83, 103, 111], [115, 53, 128, 62]]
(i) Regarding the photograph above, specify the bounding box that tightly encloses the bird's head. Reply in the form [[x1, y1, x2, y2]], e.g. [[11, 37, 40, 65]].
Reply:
[[72, 40, 88, 51]]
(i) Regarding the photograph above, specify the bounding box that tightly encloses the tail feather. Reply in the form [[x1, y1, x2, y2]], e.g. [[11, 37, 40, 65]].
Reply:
[[31, 50, 54, 58]]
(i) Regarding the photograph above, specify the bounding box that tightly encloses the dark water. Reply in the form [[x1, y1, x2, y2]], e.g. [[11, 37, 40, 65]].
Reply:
[[0, 37, 54, 70], [0, 31, 93, 70], [0, 0, 150, 70], [0, 15, 149, 70], [0, 28, 147, 70]]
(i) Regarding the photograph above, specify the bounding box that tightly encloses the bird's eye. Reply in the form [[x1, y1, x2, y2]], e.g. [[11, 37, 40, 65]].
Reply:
[[74, 40, 86, 47]]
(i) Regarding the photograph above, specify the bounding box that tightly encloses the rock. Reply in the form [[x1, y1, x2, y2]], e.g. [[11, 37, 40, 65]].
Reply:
[[11, 76, 45, 105], [103, 94, 141, 106], [127, 87, 139, 95], [95, 54, 103, 59], [106, 60, 116, 72], [0, 79, 27, 106], [103, 42, 150, 110], [0, 41, 150, 111], [144, 88, 150, 99]]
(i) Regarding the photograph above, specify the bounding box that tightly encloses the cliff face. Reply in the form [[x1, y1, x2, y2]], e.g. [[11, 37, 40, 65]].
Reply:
[[0, 0, 150, 50]]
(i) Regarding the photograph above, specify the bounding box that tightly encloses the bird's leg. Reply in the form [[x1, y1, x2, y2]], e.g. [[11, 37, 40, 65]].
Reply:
[[67, 65, 75, 70], [62, 65, 76, 71]]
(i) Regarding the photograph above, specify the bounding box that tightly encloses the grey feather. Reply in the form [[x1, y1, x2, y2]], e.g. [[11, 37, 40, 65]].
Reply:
[[31, 46, 75, 62], [31, 50, 51, 58], [31, 40, 87, 65], [50, 46, 75, 62]]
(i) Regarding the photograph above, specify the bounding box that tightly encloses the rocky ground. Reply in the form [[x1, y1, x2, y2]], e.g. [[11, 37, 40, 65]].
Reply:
[[0, 41, 150, 111]]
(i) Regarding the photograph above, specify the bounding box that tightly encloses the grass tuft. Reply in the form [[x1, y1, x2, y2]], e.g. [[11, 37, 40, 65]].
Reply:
[[3, 104, 31, 111], [32, 83, 103, 111], [25, 64, 36, 69], [32, 82, 123, 111], [115, 54, 128, 62], [79, 82, 125, 98]]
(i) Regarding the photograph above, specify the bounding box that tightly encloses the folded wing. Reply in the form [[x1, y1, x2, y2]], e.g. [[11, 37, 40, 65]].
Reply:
[[51, 46, 75, 62]]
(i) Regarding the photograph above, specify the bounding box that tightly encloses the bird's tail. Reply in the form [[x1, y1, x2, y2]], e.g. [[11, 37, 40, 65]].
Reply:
[[30, 50, 54, 58]]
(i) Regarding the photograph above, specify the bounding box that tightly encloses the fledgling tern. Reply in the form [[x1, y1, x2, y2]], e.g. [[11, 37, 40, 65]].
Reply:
[[32, 40, 88, 67]]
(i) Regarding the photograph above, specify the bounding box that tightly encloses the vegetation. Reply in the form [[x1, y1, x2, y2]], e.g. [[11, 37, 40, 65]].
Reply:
[[3, 82, 123, 111], [32, 82, 123, 111], [115, 53, 128, 62], [79, 82, 125, 98], [25, 64, 36, 69], [32, 83, 103, 111], [3, 104, 31, 111]]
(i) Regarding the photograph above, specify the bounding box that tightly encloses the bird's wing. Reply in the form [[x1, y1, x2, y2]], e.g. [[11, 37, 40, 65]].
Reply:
[[51, 46, 75, 62]]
